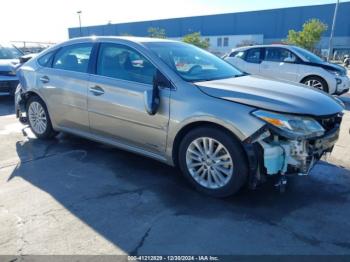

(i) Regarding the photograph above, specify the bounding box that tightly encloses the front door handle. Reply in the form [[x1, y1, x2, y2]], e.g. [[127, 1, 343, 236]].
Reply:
[[89, 86, 105, 96], [39, 76, 50, 83]]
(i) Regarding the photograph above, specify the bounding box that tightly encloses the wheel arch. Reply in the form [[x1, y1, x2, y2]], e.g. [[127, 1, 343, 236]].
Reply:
[[171, 121, 246, 167], [300, 74, 329, 92], [23, 90, 57, 129], [23, 90, 46, 107]]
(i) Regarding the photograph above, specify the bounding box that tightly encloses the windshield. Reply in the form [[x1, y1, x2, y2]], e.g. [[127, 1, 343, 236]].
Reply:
[[291, 46, 324, 64], [145, 42, 244, 82], [0, 43, 23, 59]]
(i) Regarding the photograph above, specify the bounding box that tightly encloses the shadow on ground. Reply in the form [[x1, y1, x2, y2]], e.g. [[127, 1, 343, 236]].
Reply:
[[6, 128, 350, 254], [1, 89, 350, 254]]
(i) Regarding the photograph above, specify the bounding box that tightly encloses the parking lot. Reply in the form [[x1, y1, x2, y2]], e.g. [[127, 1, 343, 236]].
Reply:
[[0, 91, 350, 255]]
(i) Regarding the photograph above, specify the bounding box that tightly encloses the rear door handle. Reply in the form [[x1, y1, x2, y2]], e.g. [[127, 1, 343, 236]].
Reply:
[[89, 86, 105, 96], [39, 76, 50, 83]]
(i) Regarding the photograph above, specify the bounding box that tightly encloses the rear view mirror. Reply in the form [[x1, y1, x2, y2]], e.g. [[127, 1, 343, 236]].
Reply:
[[144, 88, 159, 115], [144, 70, 169, 115]]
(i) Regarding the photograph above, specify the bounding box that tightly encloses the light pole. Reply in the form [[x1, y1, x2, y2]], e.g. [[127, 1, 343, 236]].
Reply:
[[328, 0, 340, 61], [77, 11, 82, 37]]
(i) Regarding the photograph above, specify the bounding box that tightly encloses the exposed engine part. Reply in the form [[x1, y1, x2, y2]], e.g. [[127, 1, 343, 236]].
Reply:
[[243, 114, 341, 190], [259, 140, 285, 175], [257, 131, 338, 177]]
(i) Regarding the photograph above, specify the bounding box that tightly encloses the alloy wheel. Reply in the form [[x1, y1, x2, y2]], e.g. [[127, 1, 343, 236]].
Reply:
[[186, 137, 234, 189], [28, 101, 48, 135], [304, 79, 324, 90]]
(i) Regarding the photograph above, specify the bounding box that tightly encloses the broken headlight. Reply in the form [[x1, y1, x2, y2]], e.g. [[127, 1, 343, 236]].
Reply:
[[252, 110, 325, 139]]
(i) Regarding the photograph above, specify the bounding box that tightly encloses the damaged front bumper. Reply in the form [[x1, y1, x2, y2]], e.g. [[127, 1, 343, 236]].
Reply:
[[244, 113, 342, 188], [15, 85, 28, 124]]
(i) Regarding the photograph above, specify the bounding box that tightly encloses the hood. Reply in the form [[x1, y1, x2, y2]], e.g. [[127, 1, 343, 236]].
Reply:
[[195, 75, 344, 116], [302, 60, 347, 76], [0, 59, 20, 72]]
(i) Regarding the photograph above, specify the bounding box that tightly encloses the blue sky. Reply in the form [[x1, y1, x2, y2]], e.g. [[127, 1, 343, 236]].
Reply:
[[1, 0, 347, 42]]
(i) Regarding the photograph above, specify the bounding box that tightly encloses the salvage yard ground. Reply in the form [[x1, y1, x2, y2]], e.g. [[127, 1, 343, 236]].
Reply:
[[0, 92, 350, 255]]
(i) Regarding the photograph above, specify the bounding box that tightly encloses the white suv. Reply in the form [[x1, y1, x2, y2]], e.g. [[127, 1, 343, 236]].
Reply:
[[225, 45, 350, 95]]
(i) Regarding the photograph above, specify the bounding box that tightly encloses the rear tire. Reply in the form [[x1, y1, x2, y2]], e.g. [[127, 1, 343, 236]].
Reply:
[[26, 96, 57, 139], [301, 76, 329, 93], [178, 127, 248, 198]]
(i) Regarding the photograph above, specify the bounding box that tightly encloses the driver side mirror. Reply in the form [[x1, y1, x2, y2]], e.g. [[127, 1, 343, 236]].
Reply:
[[144, 70, 170, 115]]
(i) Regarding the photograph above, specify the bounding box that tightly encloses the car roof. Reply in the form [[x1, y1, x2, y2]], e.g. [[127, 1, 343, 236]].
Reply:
[[231, 44, 294, 52], [35, 36, 183, 62], [60, 36, 178, 46]]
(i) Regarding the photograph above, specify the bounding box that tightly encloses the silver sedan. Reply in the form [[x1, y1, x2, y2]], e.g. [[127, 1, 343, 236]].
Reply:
[[16, 37, 344, 197]]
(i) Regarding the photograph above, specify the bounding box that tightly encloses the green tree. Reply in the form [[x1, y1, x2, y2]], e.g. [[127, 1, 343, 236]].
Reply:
[[285, 19, 328, 51], [182, 32, 209, 49], [147, 27, 166, 38]]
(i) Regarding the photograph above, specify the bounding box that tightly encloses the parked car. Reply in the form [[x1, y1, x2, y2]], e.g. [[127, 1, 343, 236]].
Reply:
[[0, 42, 24, 96], [15, 37, 344, 197], [225, 44, 349, 95], [344, 55, 350, 68]]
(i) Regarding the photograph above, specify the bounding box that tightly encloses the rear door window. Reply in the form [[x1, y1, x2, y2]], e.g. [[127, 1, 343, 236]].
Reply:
[[38, 52, 54, 67], [53, 43, 93, 73]]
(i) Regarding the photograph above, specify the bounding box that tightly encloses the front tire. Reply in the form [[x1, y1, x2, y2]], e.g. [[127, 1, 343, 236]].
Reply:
[[26, 96, 57, 139], [178, 127, 248, 198], [301, 76, 329, 93]]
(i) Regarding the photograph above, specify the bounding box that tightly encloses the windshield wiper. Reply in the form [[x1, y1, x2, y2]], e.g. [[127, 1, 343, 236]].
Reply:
[[191, 74, 248, 82]]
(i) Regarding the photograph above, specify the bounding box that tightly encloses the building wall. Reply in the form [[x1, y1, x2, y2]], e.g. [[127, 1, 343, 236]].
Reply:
[[169, 34, 264, 55], [68, 2, 350, 55]]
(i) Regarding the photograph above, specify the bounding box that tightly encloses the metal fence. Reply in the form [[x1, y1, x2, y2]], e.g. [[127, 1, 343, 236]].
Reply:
[[10, 41, 55, 54]]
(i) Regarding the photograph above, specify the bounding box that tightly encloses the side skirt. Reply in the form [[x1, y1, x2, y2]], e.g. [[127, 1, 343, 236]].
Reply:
[[57, 126, 170, 165]]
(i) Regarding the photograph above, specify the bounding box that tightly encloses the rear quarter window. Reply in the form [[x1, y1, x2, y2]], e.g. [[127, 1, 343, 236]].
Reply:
[[52, 43, 93, 73], [38, 52, 54, 67]]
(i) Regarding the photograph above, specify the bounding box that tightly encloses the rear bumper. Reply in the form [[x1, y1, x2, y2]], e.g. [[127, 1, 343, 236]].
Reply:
[[15, 86, 27, 123]]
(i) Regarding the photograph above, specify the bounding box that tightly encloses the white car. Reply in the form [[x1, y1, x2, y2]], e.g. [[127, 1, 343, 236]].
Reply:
[[225, 45, 350, 95]]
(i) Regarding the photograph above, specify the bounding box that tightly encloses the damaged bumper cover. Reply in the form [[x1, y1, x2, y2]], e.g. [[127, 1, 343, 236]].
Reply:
[[15, 85, 28, 123], [259, 126, 339, 176], [244, 112, 343, 187]]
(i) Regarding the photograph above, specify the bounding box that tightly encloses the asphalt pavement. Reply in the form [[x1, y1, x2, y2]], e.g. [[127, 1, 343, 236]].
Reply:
[[0, 94, 350, 255]]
